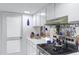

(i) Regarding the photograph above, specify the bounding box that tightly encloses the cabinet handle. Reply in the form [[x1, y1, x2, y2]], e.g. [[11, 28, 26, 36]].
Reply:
[[20, 37, 22, 39]]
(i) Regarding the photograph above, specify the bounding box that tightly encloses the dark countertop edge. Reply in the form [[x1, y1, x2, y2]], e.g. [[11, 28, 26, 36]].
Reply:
[[37, 44, 78, 55], [37, 45, 51, 55]]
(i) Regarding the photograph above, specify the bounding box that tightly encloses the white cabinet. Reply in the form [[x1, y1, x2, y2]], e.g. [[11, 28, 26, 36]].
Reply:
[[33, 8, 46, 26], [26, 39, 46, 55], [46, 4, 55, 20], [26, 39, 38, 55], [32, 4, 55, 26], [33, 13, 40, 26], [36, 12, 41, 26], [55, 4, 68, 18], [68, 4, 79, 22], [32, 15, 36, 26], [40, 8, 46, 26], [55, 3, 79, 22]]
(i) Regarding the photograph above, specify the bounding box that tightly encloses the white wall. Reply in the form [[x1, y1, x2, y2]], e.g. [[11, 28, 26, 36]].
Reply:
[[23, 15, 34, 38], [22, 15, 41, 54], [23, 15, 41, 38], [23, 15, 33, 27], [55, 3, 79, 22]]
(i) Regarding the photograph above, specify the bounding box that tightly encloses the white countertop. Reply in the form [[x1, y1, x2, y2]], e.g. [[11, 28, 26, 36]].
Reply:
[[27, 38, 47, 45]]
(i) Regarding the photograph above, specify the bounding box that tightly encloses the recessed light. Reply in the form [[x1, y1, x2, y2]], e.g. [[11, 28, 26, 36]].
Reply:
[[40, 13, 46, 16], [24, 11, 30, 14]]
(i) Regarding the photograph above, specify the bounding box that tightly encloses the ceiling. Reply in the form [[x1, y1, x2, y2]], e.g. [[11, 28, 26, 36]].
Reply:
[[0, 3, 49, 14]]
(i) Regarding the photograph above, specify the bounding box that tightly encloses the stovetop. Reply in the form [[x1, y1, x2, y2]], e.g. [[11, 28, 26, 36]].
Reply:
[[37, 43, 78, 55]]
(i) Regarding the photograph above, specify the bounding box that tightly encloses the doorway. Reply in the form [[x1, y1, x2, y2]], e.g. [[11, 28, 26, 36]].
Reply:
[[0, 13, 24, 55]]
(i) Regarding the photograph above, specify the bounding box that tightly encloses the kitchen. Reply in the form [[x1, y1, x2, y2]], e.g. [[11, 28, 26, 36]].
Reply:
[[0, 3, 79, 55]]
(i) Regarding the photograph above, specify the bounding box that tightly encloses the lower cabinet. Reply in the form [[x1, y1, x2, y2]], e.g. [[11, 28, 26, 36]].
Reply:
[[26, 39, 39, 55]]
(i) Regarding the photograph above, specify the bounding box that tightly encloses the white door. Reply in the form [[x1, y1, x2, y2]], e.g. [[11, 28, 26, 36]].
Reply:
[[6, 14, 23, 54]]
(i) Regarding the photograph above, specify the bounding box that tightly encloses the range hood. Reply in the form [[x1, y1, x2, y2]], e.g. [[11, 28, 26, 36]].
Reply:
[[46, 16, 79, 25], [46, 16, 68, 25]]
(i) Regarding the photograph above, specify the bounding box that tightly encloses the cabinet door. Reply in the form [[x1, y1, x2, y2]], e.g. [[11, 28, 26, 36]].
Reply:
[[26, 39, 31, 55], [36, 12, 41, 26], [46, 4, 54, 20], [40, 8, 46, 26], [33, 15, 36, 26], [26, 39, 38, 55], [33, 13, 41, 26]]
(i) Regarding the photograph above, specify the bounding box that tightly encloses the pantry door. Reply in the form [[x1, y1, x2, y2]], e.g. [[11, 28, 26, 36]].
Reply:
[[6, 14, 23, 54]]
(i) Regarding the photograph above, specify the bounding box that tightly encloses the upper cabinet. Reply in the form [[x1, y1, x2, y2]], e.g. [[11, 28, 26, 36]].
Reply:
[[55, 3, 79, 22], [32, 14, 36, 26], [33, 8, 46, 26], [32, 4, 55, 26], [33, 3, 79, 26], [40, 8, 46, 26], [32, 12, 41, 26], [36, 12, 41, 26], [46, 4, 55, 20]]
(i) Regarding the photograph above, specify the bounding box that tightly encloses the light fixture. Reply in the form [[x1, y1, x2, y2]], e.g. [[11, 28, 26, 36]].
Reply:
[[40, 13, 46, 16], [24, 11, 30, 14]]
